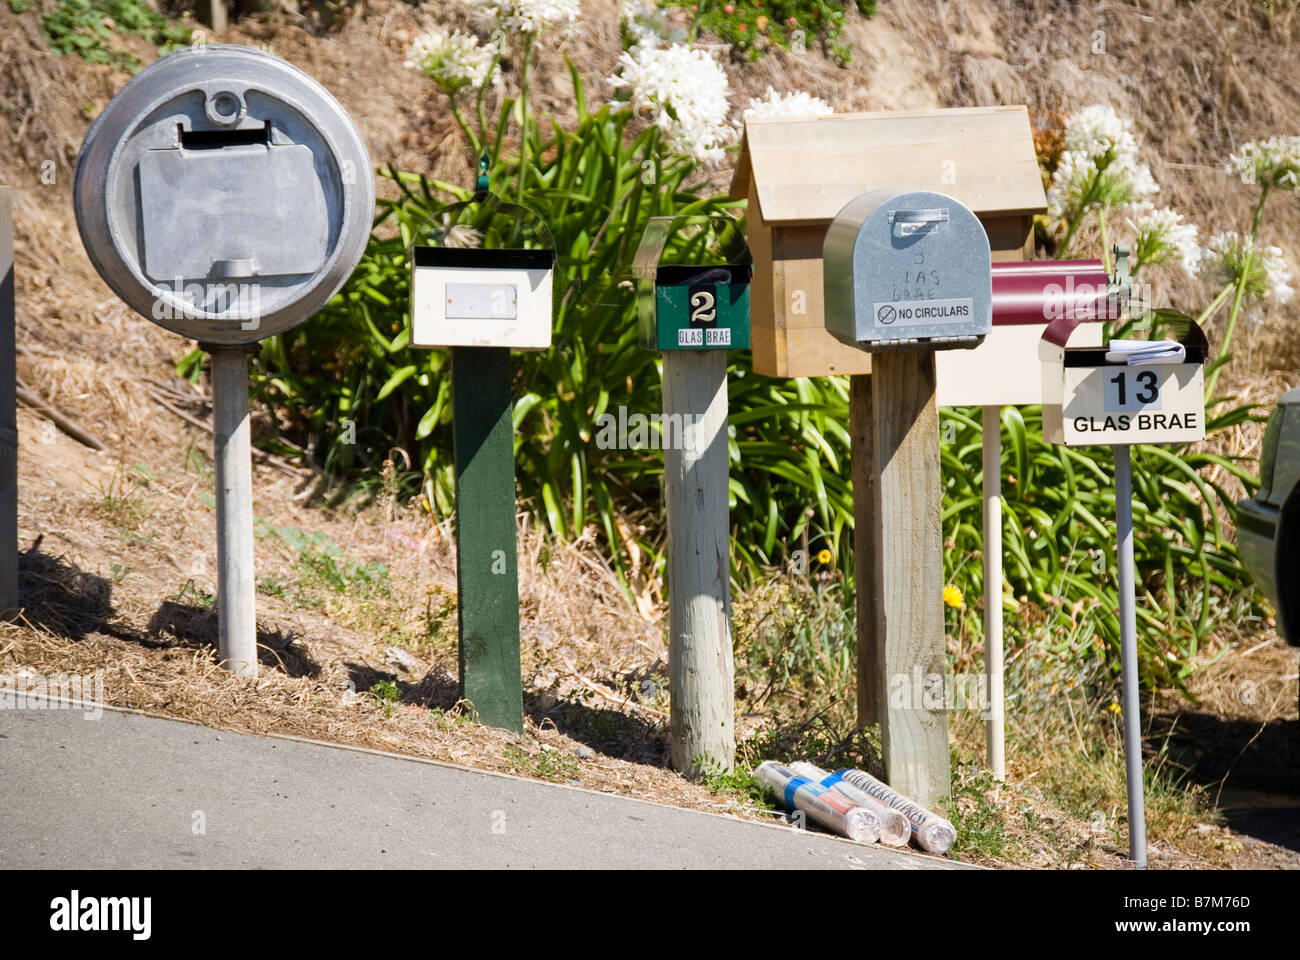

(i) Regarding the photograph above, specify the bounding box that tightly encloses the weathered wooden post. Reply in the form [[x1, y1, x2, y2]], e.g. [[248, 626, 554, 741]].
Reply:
[[732, 108, 1045, 759], [633, 216, 751, 776], [0, 186, 16, 613], [824, 190, 997, 807], [408, 186, 555, 733]]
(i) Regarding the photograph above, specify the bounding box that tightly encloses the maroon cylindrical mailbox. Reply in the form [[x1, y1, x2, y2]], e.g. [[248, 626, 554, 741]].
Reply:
[[991, 260, 1116, 326]]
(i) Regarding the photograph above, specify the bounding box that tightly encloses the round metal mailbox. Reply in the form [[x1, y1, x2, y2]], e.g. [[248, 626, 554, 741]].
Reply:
[[74, 44, 373, 345]]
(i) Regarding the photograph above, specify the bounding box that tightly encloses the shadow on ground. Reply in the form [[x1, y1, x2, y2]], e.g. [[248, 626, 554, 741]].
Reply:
[[1152, 709, 1300, 852]]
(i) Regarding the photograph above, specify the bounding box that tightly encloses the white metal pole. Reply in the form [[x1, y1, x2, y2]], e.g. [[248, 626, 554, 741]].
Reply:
[[1114, 443, 1146, 866], [982, 404, 1005, 781], [211, 348, 258, 678]]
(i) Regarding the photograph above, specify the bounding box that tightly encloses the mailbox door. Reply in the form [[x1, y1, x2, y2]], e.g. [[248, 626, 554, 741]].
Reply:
[[824, 190, 992, 350], [653, 276, 751, 351], [1050, 356, 1206, 447]]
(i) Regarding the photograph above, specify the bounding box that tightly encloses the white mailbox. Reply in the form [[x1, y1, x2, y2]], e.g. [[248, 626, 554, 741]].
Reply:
[[409, 198, 555, 351], [936, 258, 1121, 406], [1042, 318, 1207, 447]]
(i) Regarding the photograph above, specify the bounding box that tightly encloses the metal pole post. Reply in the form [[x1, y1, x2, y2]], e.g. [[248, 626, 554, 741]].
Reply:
[[1114, 442, 1146, 866], [982, 404, 1005, 781], [210, 347, 258, 678]]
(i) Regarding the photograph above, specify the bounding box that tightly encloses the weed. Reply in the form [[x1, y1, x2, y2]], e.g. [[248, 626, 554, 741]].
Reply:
[[946, 770, 1014, 861], [504, 744, 581, 783], [173, 580, 215, 610], [694, 756, 773, 809], [367, 679, 401, 717], [40, 0, 191, 73]]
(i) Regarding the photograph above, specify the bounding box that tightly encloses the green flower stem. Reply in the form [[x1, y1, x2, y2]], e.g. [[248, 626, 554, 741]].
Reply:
[[449, 99, 482, 159], [516, 33, 535, 203], [1204, 275, 1249, 400], [1098, 205, 1111, 274], [1249, 183, 1270, 241], [477, 53, 502, 156], [1193, 282, 1236, 330], [1058, 210, 1085, 260]]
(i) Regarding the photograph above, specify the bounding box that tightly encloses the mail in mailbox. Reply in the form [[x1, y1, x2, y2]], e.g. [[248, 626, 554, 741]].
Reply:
[[74, 45, 374, 346], [823, 190, 993, 351]]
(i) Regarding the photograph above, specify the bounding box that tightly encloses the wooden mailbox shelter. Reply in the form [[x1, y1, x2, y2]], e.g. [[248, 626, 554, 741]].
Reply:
[[730, 105, 1046, 379], [732, 106, 1047, 806]]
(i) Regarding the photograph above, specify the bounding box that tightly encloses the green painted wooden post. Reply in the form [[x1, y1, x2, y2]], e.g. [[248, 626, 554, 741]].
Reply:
[[452, 345, 523, 732]]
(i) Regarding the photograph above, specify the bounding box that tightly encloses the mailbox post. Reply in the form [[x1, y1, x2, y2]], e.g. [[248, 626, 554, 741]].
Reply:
[[633, 216, 751, 776], [936, 253, 1124, 779], [1041, 314, 1208, 866], [824, 190, 994, 807], [409, 193, 555, 732], [73, 45, 374, 677]]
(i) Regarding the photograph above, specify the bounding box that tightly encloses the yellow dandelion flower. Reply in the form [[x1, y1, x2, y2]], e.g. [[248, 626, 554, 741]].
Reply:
[[1108, 701, 1122, 714], [816, 548, 833, 565], [943, 584, 964, 609]]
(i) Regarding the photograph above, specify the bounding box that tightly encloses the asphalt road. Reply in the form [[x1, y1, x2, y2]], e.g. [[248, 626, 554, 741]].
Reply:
[[0, 701, 966, 870]]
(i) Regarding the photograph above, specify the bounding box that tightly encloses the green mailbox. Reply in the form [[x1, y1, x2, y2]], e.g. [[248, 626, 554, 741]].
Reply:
[[633, 216, 752, 351]]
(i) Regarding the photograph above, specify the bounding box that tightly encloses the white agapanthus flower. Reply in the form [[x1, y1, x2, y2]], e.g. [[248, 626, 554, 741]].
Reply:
[[471, 0, 581, 36], [743, 87, 833, 119], [1201, 231, 1295, 304], [1130, 207, 1199, 272], [1047, 105, 1159, 226], [620, 0, 685, 54], [405, 28, 494, 96], [1225, 135, 1300, 192], [609, 43, 733, 164]]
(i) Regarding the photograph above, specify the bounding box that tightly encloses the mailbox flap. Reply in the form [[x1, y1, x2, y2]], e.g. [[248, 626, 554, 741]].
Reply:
[[139, 143, 327, 281]]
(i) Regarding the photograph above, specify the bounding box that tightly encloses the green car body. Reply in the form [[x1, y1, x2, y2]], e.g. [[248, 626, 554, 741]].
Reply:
[[1237, 386, 1300, 643]]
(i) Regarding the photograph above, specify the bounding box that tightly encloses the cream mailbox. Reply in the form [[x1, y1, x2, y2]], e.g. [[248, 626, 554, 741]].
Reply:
[[409, 198, 555, 350], [73, 45, 373, 345], [1042, 317, 1208, 447], [823, 190, 992, 351]]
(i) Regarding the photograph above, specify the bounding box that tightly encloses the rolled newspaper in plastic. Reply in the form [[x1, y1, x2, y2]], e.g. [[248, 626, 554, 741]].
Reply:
[[835, 767, 958, 855], [753, 761, 881, 844], [788, 761, 911, 847]]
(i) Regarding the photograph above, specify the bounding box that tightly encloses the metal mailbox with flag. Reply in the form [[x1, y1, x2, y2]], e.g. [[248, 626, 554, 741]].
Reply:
[[822, 190, 992, 351], [633, 215, 751, 352]]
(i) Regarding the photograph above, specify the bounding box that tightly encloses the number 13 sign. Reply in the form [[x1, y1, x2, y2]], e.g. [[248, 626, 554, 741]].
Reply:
[[1047, 358, 1205, 446]]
